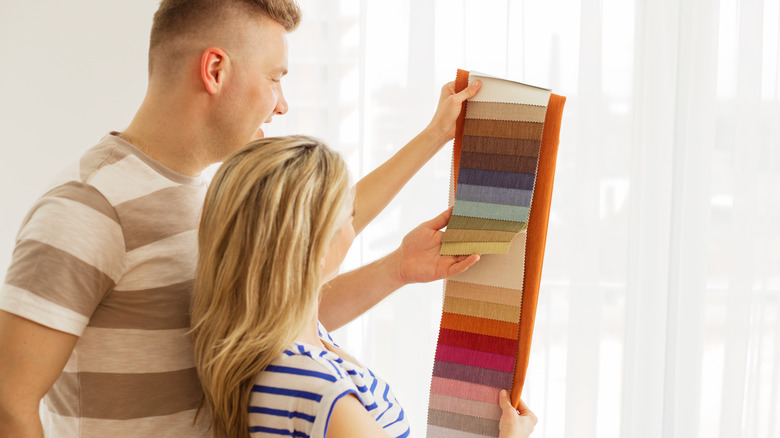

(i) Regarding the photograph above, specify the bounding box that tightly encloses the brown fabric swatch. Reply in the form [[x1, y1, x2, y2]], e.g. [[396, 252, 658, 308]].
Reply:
[[463, 119, 544, 140], [459, 152, 539, 174], [462, 135, 540, 157], [466, 101, 548, 123], [441, 229, 517, 243]]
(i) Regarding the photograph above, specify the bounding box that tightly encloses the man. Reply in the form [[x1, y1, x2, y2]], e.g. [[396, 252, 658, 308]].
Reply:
[[0, 0, 481, 436]]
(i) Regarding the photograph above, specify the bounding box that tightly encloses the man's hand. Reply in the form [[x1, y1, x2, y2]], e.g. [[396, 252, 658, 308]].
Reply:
[[389, 208, 480, 286], [498, 390, 537, 438], [423, 80, 482, 146]]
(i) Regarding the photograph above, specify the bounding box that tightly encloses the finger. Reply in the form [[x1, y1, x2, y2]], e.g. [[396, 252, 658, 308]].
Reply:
[[446, 254, 480, 277], [423, 207, 453, 231], [515, 398, 538, 425], [516, 398, 531, 415], [498, 389, 514, 411], [441, 81, 456, 98], [453, 79, 481, 103]]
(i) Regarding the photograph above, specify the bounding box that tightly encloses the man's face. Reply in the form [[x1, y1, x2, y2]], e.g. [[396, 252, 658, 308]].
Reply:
[[224, 16, 290, 146]]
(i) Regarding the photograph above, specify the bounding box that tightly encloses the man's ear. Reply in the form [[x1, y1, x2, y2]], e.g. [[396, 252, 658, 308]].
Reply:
[[200, 47, 229, 94]]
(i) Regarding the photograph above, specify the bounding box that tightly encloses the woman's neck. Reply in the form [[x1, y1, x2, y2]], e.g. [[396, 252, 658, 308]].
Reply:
[[297, 310, 325, 348]]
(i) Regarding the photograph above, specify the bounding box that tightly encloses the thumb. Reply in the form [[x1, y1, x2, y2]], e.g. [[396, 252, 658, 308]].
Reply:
[[453, 79, 481, 103], [498, 389, 514, 412], [447, 254, 480, 277], [423, 207, 453, 231]]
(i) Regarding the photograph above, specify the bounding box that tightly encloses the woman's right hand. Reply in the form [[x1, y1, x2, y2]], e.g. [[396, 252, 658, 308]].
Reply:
[[498, 390, 537, 438]]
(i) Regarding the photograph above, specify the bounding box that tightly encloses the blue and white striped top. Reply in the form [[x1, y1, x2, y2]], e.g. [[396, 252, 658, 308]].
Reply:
[[248, 323, 410, 438]]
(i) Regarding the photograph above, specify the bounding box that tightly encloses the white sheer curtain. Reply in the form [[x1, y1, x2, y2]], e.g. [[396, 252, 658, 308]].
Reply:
[[265, 0, 780, 437], [2, 1, 775, 437]]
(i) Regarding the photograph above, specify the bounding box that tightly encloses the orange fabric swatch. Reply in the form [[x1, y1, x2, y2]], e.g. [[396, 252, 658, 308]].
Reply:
[[440, 312, 519, 340]]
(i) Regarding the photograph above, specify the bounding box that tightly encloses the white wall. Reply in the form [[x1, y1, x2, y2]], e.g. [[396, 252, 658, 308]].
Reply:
[[0, 1, 160, 277]]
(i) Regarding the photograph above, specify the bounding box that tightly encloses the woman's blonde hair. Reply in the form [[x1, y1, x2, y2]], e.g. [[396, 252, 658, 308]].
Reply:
[[191, 135, 350, 438]]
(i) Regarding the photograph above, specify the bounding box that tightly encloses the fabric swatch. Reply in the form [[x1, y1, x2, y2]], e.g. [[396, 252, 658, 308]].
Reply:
[[444, 281, 523, 307], [429, 393, 502, 421], [437, 328, 519, 356], [432, 360, 513, 389], [457, 168, 536, 191], [441, 229, 517, 244], [440, 313, 519, 340], [450, 233, 527, 290], [436, 345, 516, 373], [428, 425, 500, 438], [459, 152, 539, 174], [452, 200, 529, 222], [440, 241, 512, 256], [455, 184, 533, 207], [467, 74, 551, 106], [428, 409, 500, 436], [446, 215, 528, 232], [430, 377, 503, 404], [462, 136, 540, 157], [442, 296, 521, 323], [463, 119, 544, 140], [466, 101, 548, 123]]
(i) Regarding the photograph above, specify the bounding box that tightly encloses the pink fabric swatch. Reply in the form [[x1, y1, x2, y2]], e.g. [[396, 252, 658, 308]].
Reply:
[[430, 376, 502, 404], [435, 345, 515, 373]]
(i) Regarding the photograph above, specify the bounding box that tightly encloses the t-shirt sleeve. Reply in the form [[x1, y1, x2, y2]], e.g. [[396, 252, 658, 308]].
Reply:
[[0, 181, 125, 336], [248, 356, 362, 438]]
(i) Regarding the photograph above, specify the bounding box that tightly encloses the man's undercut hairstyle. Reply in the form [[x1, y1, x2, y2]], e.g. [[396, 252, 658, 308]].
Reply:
[[148, 0, 301, 75]]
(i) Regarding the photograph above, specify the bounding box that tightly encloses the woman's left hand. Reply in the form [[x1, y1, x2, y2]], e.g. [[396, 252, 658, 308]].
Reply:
[[390, 207, 480, 285]]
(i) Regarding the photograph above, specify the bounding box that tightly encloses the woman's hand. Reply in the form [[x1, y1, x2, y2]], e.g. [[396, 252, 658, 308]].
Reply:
[[390, 208, 480, 285], [498, 390, 537, 438], [423, 80, 482, 146]]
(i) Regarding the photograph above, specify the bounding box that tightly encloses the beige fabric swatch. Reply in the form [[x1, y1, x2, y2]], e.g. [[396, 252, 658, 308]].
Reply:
[[446, 280, 523, 307], [468, 74, 551, 106], [466, 101, 548, 123], [450, 232, 526, 290]]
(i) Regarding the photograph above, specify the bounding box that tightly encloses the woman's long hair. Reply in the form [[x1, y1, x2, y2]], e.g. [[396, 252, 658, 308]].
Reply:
[[191, 135, 350, 438]]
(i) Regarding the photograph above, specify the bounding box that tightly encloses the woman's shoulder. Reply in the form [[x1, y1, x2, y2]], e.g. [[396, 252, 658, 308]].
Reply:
[[251, 343, 356, 391], [247, 343, 362, 437]]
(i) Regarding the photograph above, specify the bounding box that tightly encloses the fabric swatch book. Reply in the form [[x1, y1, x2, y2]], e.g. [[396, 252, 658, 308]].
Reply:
[[427, 69, 565, 437]]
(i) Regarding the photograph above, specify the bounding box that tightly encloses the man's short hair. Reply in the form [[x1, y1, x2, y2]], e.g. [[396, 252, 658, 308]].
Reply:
[[148, 0, 301, 75]]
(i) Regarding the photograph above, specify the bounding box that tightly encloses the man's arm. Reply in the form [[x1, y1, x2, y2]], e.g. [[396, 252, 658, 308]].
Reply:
[[352, 80, 481, 233], [0, 311, 78, 438], [319, 208, 479, 331]]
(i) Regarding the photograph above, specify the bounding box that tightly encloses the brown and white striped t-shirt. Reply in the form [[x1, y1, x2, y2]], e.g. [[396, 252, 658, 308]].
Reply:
[[0, 133, 211, 437]]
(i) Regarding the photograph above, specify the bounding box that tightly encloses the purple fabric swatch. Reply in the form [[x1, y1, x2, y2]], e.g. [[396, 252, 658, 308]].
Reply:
[[457, 168, 535, 191], [432, 360, 514, 389], [455, 184, 533, 207]]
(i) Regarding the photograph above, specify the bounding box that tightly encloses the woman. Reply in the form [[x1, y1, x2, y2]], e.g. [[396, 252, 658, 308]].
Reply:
[[191, 136, 536, 438]]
